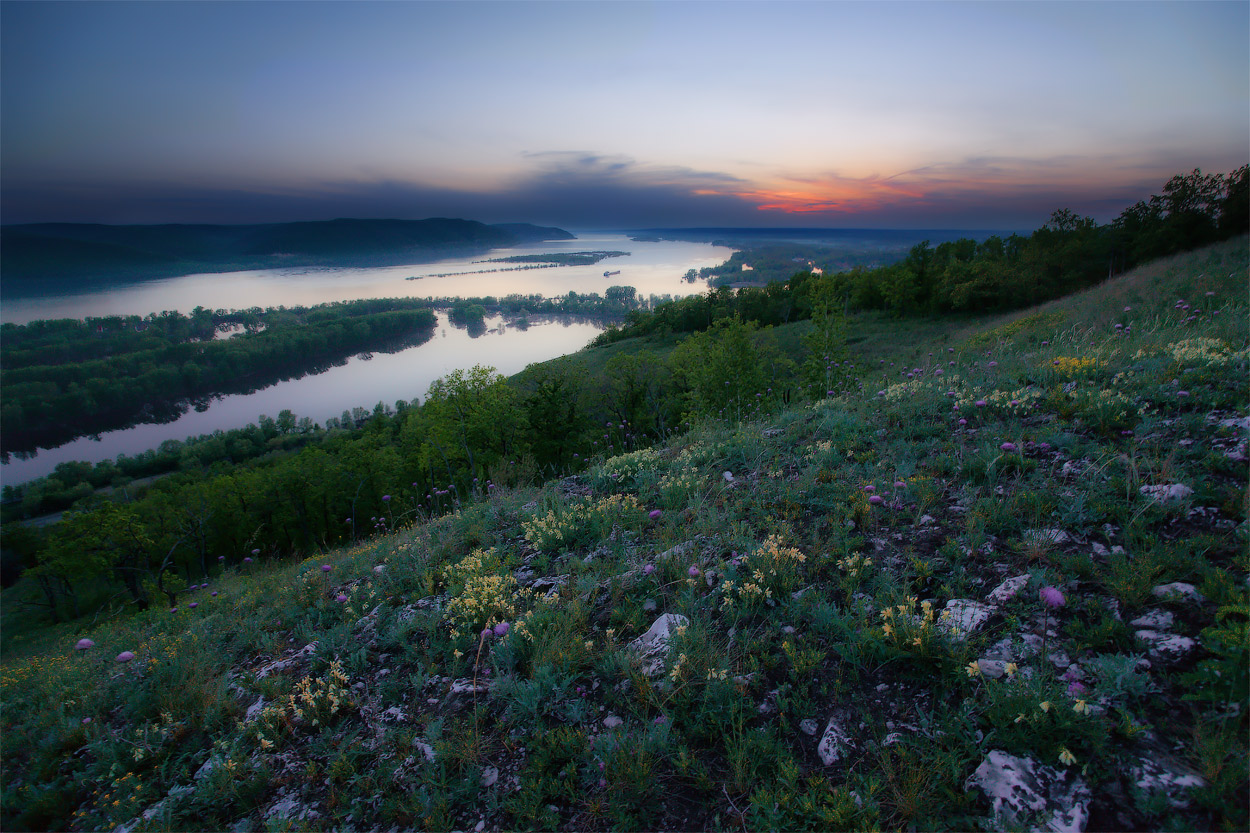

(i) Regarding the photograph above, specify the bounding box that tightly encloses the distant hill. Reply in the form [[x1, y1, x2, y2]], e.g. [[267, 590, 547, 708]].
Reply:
[[0, 218, 574, 287]]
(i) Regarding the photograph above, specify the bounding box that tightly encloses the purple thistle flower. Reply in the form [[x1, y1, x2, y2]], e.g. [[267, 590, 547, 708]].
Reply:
[[958, 418, 967, 426], [75, 638, 95, 651], [1039, 586, 1065, 608], [189, 602, 198, 609], [975, 399, 987, 407], [336, 594, 348, 603], [1000, 442, 1017, 452], [649, 509, 663, 520], [868, 495, 884, 505], [688, 565, 701, 577], [252, 548, 260, 555], [382, 494, 391, 502], [115, 651, 135, 663], [321, 564, 332, 573], [643, 564, 655, 575], [493, 621, 510, 636]]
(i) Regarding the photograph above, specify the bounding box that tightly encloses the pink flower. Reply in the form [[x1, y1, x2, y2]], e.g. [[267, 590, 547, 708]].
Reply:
[[1039, 586, 1065, 608], [643, 564, 655, 575]]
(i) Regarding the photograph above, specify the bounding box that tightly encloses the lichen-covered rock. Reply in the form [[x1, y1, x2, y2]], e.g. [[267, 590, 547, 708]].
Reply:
[[1139, 484, 1194, 502], [628, 613, 689, 677], [942, 599, 996, 640], [817, 714, 855, 766], [986, 574, 1030, 604], [968, 749, 1091, 832], [1152, 582, 1205, 604], [1130, 756, 1205, 809]]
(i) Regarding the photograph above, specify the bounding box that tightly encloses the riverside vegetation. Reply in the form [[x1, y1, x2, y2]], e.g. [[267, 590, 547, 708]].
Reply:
[[1, 230, 1246, 830]]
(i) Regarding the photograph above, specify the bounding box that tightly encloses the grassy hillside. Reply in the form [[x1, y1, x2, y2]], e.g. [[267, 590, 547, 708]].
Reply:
[[2, 239, 1246, 831]]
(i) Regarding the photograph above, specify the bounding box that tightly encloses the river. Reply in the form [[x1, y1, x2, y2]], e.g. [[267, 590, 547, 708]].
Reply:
[[1, 233, 734, 487]]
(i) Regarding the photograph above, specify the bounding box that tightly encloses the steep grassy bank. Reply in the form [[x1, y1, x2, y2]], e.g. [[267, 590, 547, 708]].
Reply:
[[2, 239, 1246, 831]]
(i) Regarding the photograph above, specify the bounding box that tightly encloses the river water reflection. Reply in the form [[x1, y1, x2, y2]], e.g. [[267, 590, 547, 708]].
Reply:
[[1, 234, 733, 486]]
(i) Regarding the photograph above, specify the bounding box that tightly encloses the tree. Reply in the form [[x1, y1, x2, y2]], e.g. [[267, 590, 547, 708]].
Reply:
[[802, 278, 851, 397]]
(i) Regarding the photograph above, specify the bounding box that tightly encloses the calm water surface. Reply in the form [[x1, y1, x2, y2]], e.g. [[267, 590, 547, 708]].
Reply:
[[1, 234, 733, 487]]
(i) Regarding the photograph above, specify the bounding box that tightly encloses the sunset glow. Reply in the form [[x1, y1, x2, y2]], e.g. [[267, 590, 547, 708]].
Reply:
[[2, 0, 1246, 229]]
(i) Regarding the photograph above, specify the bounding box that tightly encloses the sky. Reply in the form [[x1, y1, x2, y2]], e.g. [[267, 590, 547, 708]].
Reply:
[[2, 0, 1247, 230]]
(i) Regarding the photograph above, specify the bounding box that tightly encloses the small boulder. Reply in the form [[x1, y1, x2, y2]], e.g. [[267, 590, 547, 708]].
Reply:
[[942, 600, 996, 641], [628, 613, 689, 677], [817, 715, 856, 766], [1139, 484, 1194, 503], [968, 750, 1091, 832], [986, 575, 1029, 605], [1152, 582, 1205, 604]]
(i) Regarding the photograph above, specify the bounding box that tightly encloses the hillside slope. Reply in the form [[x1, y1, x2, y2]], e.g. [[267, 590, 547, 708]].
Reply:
[[2, 239, 1247, 832]]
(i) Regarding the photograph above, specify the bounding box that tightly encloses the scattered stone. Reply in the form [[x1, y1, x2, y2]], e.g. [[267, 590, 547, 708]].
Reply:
[[799, 718, 820, 736], [531, 575, 569, 596], [1130, 756, 1205, 809], [1128, 610, 1174, 630], [986, 574, 1030, 604], [1091, 542, 1109, 557], [1134, 630, 1197, 659], [379, 706, 407, 722], [1152, 582, 1205, 604], [723, 471, 735, 483], [481, 766, 499, 788], [976, 659, 1009, 679], [449, 679, 488, 696], [943, 599, 996, 640], [265, 791, 321, 823], [1026, 528, 1071, 545], [1139, 484, 1194, 502], [642, 599, 657, 612], [817, 715, 856, 766], [968, 750, 1091, 833], [413, 739, 437, 762], [244, 697, 267, 723], [627, 613, 689, 677], [602, 715, 623, 729]]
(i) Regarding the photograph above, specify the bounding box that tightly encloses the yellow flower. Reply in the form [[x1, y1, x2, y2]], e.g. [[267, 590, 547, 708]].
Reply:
[[453, 649, 464, 659], [1073, 699, 1090, 715], [966, 661, 981, 677], [1013, 713, 1025, 724], [1005, 662, 1018, 677], [1039, 701, 1051, 713], [1058, 747, 1076, 766], [882, 623, 893, 637]]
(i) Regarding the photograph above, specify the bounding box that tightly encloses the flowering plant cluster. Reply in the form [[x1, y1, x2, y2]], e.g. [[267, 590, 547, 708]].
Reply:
[[720, 535, 807, 612], [954, 385, 1043, 417], [444, 548, 526, 638], [251, 660, 352, 750], [1047, 355, 1106, 378], [522, 494, 643, 553], [594, 447, 662, 486], [879, 597, 949, 655]]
